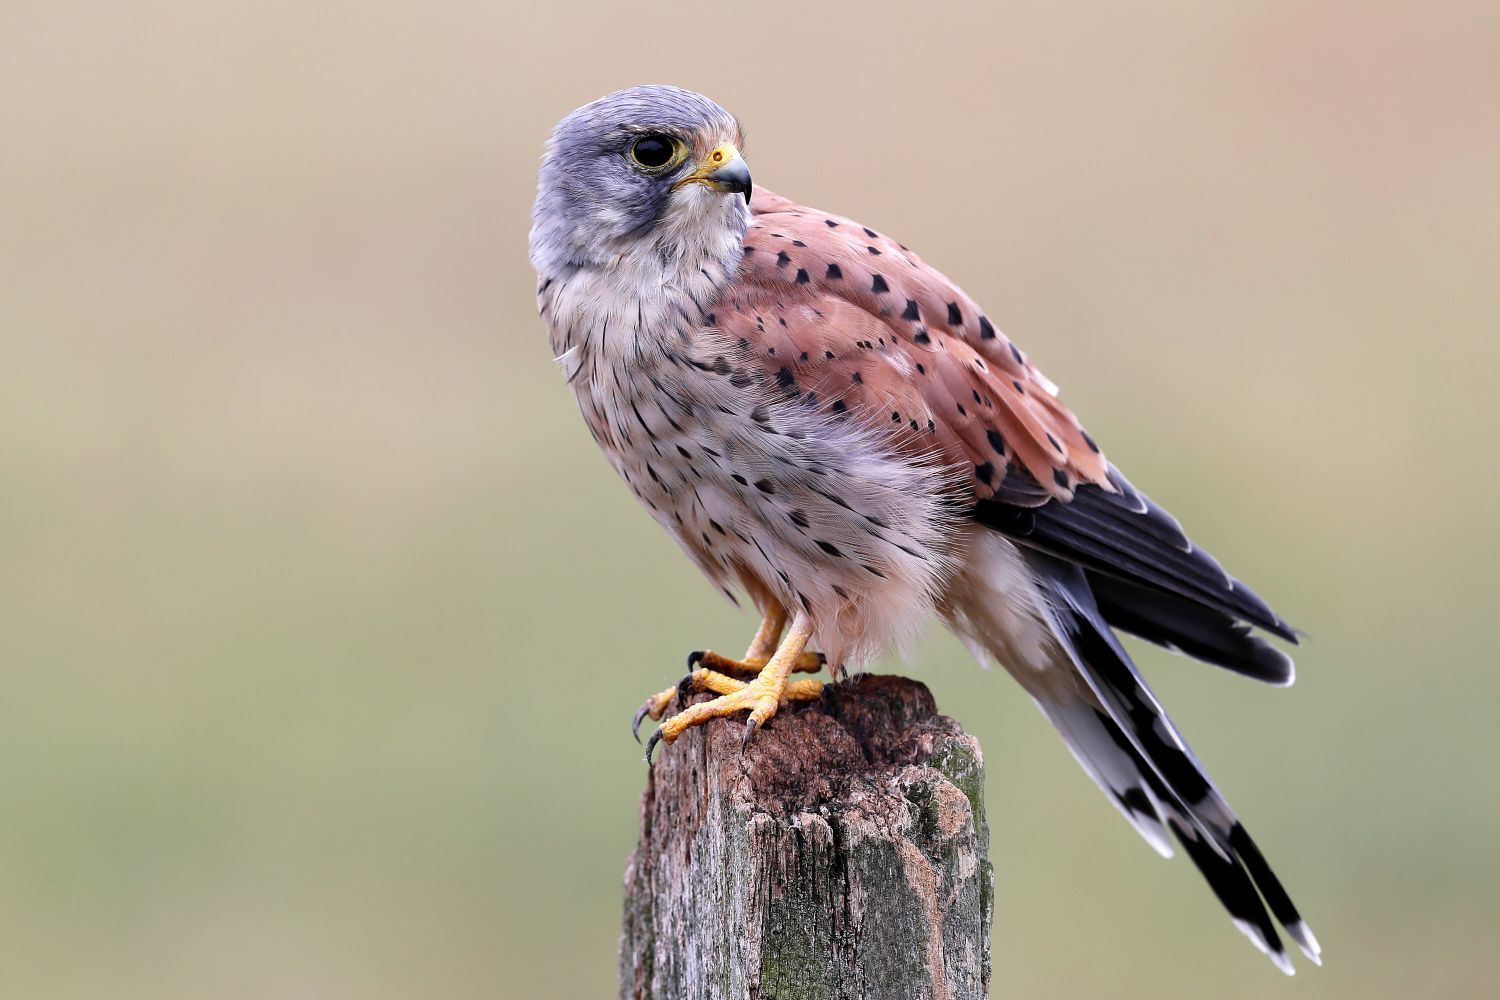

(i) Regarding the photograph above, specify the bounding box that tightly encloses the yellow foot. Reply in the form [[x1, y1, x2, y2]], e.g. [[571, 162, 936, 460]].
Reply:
[[628, 657, 823, 743], [643, 611, 818, 763], [642, 671, 824, 763]]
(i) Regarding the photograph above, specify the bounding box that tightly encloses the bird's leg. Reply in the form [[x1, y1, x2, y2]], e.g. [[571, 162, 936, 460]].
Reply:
[[645, 611, 820, 761], [689, 601, 825, 677], [742, 602, 790, 660], [631, 603, 822, 741]]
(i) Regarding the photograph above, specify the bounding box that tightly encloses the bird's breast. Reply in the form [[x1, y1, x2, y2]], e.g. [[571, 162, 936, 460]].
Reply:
[[540, 267, 963, 667]]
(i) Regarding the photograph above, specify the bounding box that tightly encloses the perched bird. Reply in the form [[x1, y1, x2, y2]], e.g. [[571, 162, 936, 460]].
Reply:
[[530, 85, 1319, 974]]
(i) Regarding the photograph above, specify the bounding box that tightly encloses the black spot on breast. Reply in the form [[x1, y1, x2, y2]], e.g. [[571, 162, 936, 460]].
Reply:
[[816, 489, 853, 511], [867, 246, 882, 255], [913, 329, 931, 345], [776, 366, 795, 389], [975, 462, 996, 484], [792, 239, 806, 247], [986, 428, 1006, 454], [826, 263, 843, 279], [776, 250, 791, 267], [909, 418, 919, 431], [1012, 380, 1025, 394], [1010, 342, 1025, 365], [1053, 468, 1070, 489], [902, 299, 920, 322], [862, 227, 878, 238], [1047, 432, 1064, 453], [754, 479, 775, 494], [677, 445, 692, 459], [825, 350, 836, 360], [947, 302, 963, 326], [915, 363, 925, 375], [816, 540, 844, 557], [825, 219, 839, 227], [830, 399, 848, 415], [891, 411, 901, 422], [1082, 430, 1101, 453], [795, 268, 810, 284], [789, 509, 809, 528], [978, 316, 996, 339], [956, 402, 967, 416], [852, 371, 863, 384], [871, 274, 889, 293], [731, 473, 748, 485]]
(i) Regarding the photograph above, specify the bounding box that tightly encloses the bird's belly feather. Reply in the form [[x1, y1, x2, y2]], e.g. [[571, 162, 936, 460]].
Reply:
[[566, 327, 960, 668]]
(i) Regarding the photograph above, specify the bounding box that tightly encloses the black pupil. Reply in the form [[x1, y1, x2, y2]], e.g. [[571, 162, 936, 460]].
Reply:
[[633, 136, 673, 168]]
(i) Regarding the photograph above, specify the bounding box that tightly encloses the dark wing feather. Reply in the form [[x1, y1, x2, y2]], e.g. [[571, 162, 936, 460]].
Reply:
[[1087, 572, 1295, 684], [975, 464, 1297, 643]]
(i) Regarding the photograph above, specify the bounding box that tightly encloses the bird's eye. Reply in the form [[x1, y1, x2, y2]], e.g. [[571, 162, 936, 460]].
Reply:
[[630, 134, 678, 171]]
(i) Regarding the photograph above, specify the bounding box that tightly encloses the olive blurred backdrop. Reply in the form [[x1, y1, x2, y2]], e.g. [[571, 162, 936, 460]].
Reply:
[[3, 2, 1497, 997]]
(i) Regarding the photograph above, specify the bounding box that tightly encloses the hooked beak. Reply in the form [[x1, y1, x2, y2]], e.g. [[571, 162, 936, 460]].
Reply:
[[674, 144, 752, 203]]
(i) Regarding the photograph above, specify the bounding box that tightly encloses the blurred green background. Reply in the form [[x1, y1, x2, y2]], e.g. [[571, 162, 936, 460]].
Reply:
[[3, 1, 1497, 997]]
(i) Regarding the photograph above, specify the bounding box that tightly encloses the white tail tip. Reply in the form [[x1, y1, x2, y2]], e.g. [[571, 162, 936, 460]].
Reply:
[[1288, 921, 1322, 965]]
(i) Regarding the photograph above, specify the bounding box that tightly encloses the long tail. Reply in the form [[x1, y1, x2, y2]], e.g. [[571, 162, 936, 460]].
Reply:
[[1030, 553, 1320, 974], [942, 533, 1319, 974]]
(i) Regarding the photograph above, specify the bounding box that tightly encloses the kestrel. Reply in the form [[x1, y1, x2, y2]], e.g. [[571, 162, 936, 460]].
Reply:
[[530, 86, 1318, 974]]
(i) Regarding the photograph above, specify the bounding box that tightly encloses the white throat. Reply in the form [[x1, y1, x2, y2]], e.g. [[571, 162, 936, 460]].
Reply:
[[540, 187, 749, 371]]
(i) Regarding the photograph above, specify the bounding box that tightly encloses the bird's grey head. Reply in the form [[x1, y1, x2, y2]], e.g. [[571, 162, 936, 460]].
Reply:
[[529, 86, 751, 277]]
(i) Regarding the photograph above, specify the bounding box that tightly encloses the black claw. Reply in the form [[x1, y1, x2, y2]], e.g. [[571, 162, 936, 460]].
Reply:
[[676, 671, 699, 704], [686, 650, 705, 669], [815, 652, 828, 666], [742, 717, 760, 750], [631, 702, 651, 743], [644, 729, 664, 765]]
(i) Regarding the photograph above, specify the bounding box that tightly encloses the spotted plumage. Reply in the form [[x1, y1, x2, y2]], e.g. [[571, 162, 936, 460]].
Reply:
[[530, 85, 1319, 976]]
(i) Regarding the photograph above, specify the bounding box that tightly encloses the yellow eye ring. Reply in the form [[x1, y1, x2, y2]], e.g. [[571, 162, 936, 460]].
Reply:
[[629, 133, 683, 173]]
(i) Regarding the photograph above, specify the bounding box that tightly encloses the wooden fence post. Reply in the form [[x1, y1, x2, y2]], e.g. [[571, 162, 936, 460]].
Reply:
[[620, 674, 992, 1000]]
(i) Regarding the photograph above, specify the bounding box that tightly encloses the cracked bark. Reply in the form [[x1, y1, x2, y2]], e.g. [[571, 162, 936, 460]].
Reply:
[[620, 675, 992, 1000]]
